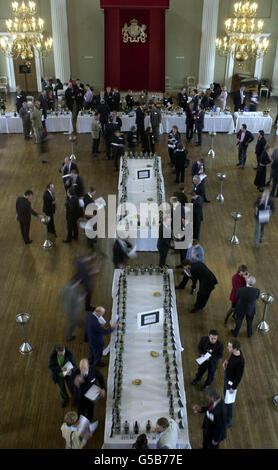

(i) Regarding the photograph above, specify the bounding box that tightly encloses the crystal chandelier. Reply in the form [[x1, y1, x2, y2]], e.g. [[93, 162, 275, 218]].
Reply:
[[216, 1, 270, 62], [0, 1, 53, 66]]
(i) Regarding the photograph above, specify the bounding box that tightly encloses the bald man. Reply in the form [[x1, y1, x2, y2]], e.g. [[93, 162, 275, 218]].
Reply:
[[84, 307, 118, 366]]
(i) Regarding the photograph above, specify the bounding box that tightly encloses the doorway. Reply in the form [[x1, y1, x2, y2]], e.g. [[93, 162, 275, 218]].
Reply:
[[13, 57, 38, 93]]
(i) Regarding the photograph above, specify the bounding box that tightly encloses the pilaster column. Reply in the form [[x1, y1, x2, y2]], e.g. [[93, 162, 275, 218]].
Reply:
[[198, 0, 219, 90], [271, 40, 278, 96], [50, 0, 71, 83]]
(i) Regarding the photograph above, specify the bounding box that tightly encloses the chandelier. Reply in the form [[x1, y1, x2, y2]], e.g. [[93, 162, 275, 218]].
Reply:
[[0, 1, 53, 66], [216, 1, 270, 62]]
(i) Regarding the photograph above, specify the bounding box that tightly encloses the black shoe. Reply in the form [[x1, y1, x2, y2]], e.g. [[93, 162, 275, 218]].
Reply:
[[63, 239, 71, 243], [242, 166, 245, 170], [236, 163, 241, 167], [253, 167, 258, 170], [190, 308, 200, 313], [73, 237, 78, 241], [200, 385, 209, 392], [204, 199, 211, 203], [231, 329, 237, 337], [97, 361, 107, 367], [191, 380, 199, 386], [25, 240, 33, 245], [66, 336, 76, 341], [42, 160, 47, 164], [61, 399, 69, 408]]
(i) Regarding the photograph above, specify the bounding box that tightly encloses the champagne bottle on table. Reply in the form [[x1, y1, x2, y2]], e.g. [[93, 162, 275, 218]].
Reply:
[[146, 420, 151, 434], [134, 421, 139, 435], [123, 420, 129, 437]]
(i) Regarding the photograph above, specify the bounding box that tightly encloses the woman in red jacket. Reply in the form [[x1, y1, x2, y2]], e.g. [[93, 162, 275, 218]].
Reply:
[[224, 265, 248, 325]]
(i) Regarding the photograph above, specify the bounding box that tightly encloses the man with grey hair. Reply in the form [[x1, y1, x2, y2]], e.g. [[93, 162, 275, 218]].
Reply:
[[231, 277, 260, 338], [254, 190, 275, 248]]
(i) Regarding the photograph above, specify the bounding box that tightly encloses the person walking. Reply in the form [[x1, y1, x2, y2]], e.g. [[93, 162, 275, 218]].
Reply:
[[176, 240, 204, 293], [16, 190, 42, 245], [183, 260, 218, 313], [48, 343, 76, 408], [236, 124, 254, 169], [191, 330, 224, 391], [254, 144, 271, 192], [222, 340, 245, 428], [91, 112, 101, 156], [254, 190, 275, 248], [19, 102, 31, 140], [231, 277, 260, 338], [84, 307, 117, 366], [224, 265, 248, 326], [60, 278, 85, 341]]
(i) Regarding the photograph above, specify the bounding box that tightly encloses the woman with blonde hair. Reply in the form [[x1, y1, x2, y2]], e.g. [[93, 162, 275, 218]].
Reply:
[[61, 411, 98, 449], [219, 86, 228, 111]]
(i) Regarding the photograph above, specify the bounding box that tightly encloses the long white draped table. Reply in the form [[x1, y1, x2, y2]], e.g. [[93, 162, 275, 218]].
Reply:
[[204, 113, 235, 134], [103, 269, 191, 449], [0, 112, 73, 134], [234, 111, 273, 134], [118, 155, 165, 252]]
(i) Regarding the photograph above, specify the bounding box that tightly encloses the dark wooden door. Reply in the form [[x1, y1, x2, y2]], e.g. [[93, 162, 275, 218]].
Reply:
[[13, 57, 38, 93]]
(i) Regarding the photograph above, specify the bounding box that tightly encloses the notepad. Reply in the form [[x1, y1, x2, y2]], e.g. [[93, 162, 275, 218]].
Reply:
[[62, 361, 74, 376], [225, 389, 237, 404], [196, 352, 211, 365], [85, 384, 101, 402]]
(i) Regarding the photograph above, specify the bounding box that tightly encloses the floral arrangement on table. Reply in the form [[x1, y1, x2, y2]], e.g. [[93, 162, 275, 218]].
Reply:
[[263, 108, 271, 117]]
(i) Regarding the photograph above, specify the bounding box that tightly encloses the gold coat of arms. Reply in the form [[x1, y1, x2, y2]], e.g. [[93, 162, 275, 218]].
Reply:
[[122, 19, 147, 44]]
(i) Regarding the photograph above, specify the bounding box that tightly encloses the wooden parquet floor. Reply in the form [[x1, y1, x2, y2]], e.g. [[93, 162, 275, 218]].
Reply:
[[1, 98, 278, 449]]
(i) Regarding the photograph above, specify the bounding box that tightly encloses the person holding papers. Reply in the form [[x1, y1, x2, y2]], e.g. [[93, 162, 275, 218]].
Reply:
[[254, 190, 275, 248], [222, 340, 245, 428], [193, 175, 210, 203], [61, 410, 97, 449], [191, 330, 224, 391], [182, 260, 218, 313], [231, 277, 260, 339], [59, 157, 79, 193], [193, 389, 227, 449], [72, 358, 106, 423], [48, 344, 76, 408], [84, 306, 118, 366]]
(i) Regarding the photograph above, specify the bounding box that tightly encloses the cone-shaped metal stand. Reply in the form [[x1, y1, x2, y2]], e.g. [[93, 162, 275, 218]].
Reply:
[[257, 293, 274, 333], [208, 132, 216, 168], [229, 212, 242, 245], [69, 135, 77, 161], [216, 173, 226, 203], [41, 216, 53, 249], [16, 313, 33, 355]]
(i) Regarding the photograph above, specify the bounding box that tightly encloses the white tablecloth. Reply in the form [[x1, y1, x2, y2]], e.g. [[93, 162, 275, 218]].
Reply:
[[0, 113, 73, 134], [118, 156, 165, 252], [204, 113, 235, 134], [103, 269, 191, 449], [234, 112, 273, 134]]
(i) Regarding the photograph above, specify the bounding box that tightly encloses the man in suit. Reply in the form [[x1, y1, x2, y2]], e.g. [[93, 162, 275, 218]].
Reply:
[[173, 143, 188, 184], [111, 129, 125, 171], [59, 157, 79, 191], [222, 339, 245, 427], [63, 188, 80, 243], [111, 87, 121, 111], [136, 104, 145, 142], [177, 87, 188, 112], [104, 117, 117, 161], [231, 277, 260, 338], [193, 389, 227, 449], [195, 105, 205, 146], [48, 343, 76, 407], [31, 101, 43, 145], [209, 83, 217, 108], [84, 187, 96, 210], [43, 182, 57, 237], [150, 103, 162, 142], [74, 79, 85, 112], [111, 110, 122, 130], [191, 330, 224, 391], [157, 217, 173, 267], [39, 89, 48, 128], [15, 86, 27, 113], [254, 190, 275, 247], [236, 124, 254, 169], [192, 89, 199, 112], [104, 86, 113, 111], [183, 260, 218, 313], [186, 101, 195, 142], [75, 256, 97, 311], [68, 170, 85, 198], [191, 191, 203, 241], [16, 190, 42, 244], [254, 130, 267, 170], [97, 99, 111, 135], [234, 85, 246, 112], [176, 239, 204, 292], [91, 112, 101, 156], [113, 236, 134, 268], [84, 307, 117, 366], [19, 102, 31, 140], [125, 90, 134, 109], [65, 82, 75, 112], [193, 175, 210, 203]]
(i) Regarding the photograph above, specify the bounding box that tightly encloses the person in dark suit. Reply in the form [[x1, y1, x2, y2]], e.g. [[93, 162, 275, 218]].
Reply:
[[74, 79, 85, 112], [84, 307, 117, 366], [174, 184, 188, 206], [83, 187, 96, 210], [236, 124, 254, 169], [136, 104, 145, 142], [195, 105, 205, 146], [234, 86, 246, 112], [209, 84, 217, 108], [39, 89, 48, 128], [192, 89, 199, 111], [48, 343, 76, 407], [254, 144, 271, 192], [63, 188, 80, 243], [183, 260, 218, 313], [127, 126, 138, 148], [191, 330, 224, 390], [97, 99, 111, 134], [15, 86, 27, 113], [113, 236, 134, 268], [192, 159, 205, 178], [65, 82, 75, 112], [191, 192, 203, 241], [104, 117, 118, 161], [111, 110, 122, 130], [68, 170, 85, 198], [254, 130, 267, 169], [177, 87, 188, 112], [231, 277, 260, 338], [254, 190, 275, 247], [200, 90, 211, 110], [43, 182, 57, 237], [157, 218, 173, 267], [75, 256, 96, 311], [176, 240, 204, 292], [193, 389, 227, 449], [193, 175, 210, 203], [72, 358, 106, 422], [150, 103, 162, 142], [104, 86, 113, 111], [186, 101, 195, 142], [173, 143, 188, 184], [143, 127, 155, 154], [111, 130, 125, 171], [125, 90, 134, 109], [270, 156, 278, 197], [19, 101, 31, 140], [111, 87, 121, 111], [16, 190, 42, 244], [223, 339, 245, 427], [59, 157, 79, 192]]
